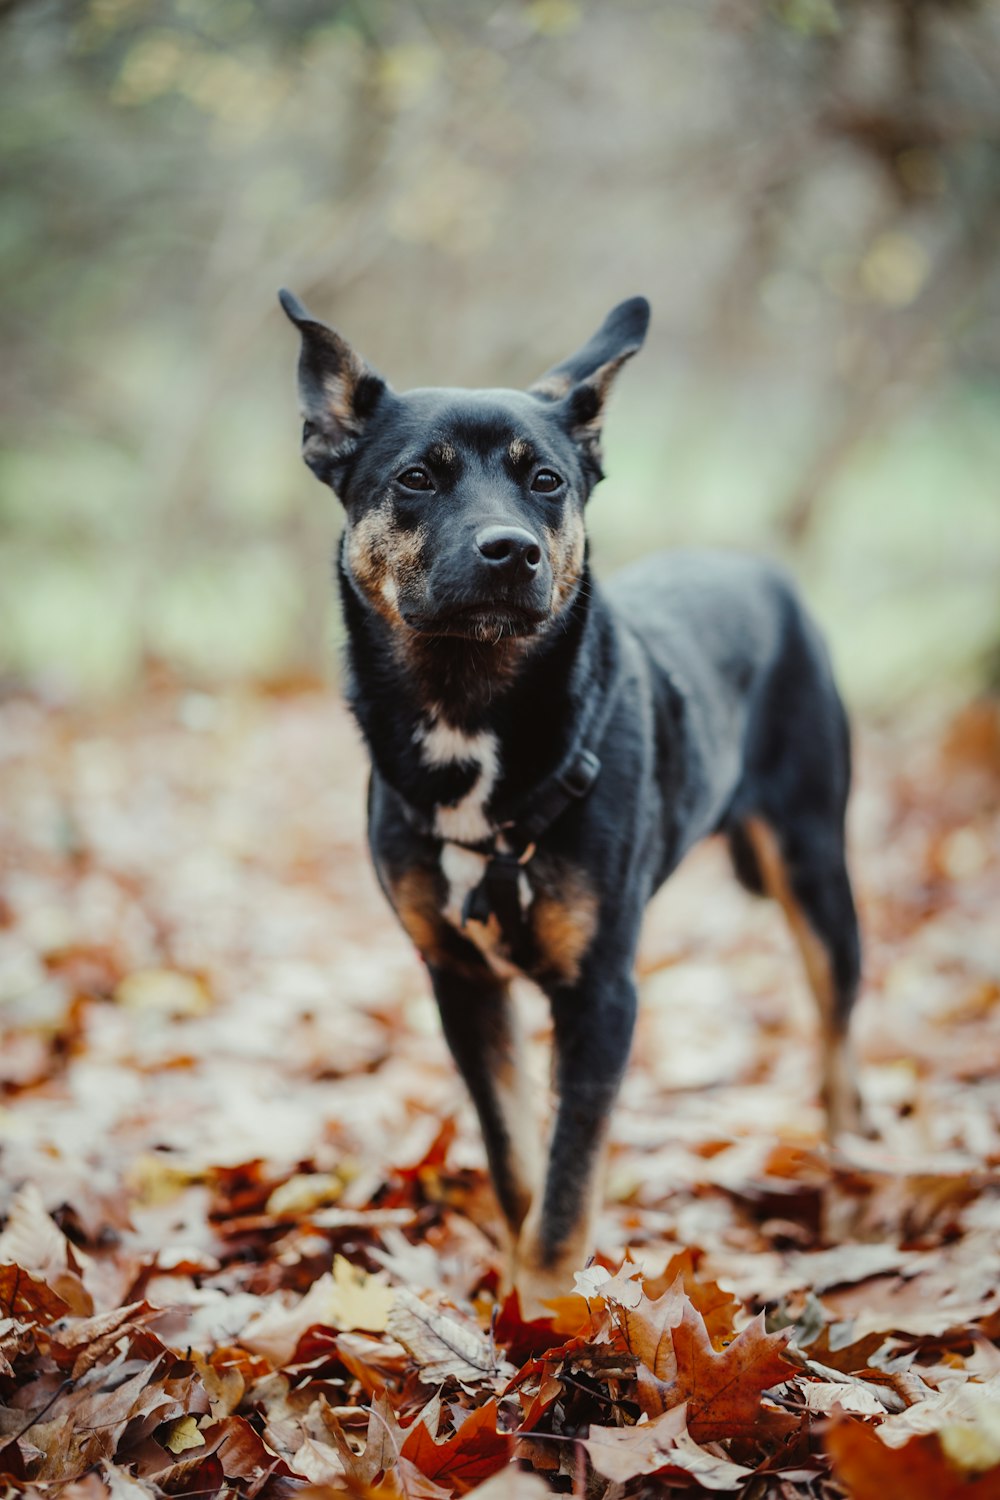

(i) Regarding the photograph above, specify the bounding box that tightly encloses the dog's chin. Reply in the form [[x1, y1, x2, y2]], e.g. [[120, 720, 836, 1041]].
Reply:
[[403, 603, 550, 642]]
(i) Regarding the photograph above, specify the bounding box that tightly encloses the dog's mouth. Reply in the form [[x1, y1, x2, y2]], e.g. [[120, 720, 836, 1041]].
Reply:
[[404, 602, 549, 641]]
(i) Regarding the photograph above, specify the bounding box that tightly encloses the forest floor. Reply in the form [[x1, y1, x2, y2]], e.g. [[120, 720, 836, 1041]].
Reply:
[[0, 686, 998, 1498]]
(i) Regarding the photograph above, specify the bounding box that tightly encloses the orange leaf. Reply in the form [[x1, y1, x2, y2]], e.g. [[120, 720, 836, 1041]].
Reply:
[[400, 1399, 511, 1495], [826, 1416, 1000, 1500], [651, 1297, 794, 1442], [493, 1289, 592, 1363]]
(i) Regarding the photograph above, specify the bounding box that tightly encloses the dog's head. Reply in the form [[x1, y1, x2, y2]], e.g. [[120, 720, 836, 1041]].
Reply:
[[279, 291, 649, 643]]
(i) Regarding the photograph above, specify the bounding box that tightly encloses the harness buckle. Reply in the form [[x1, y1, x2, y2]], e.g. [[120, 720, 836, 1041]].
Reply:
[[560, 748, 601, 799]]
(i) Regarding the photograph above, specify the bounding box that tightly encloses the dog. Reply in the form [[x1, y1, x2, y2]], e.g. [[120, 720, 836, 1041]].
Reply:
[[279, 290, 868, 1311]]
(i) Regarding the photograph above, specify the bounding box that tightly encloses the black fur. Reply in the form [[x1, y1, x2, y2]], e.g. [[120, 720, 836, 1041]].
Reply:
[[279, 292, 867, 1299]]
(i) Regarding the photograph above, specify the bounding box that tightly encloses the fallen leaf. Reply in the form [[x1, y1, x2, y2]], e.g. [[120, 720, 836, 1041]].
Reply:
[[400, 1399, 510, 1494], [266, 1171, 345, 1216], [585, 1404, 754, 1489], [635, 1290, 794, 1441], [115, 969, 211, 1016], [388, 1288, 514, 1385], [242, 1256, 396, 1366], [827, 1413, 1000, 1498], [161, 1415, 204, 1454]]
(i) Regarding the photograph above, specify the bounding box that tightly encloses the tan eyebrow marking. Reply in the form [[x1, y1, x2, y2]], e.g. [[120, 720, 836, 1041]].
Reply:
[[428, 441, 458, 466], [508, 437, 533, 465]]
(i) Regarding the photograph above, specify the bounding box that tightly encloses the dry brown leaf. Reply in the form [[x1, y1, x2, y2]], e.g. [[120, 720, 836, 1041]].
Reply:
[[585, 1405, 754, 1489], [0, 1183, 92, 1314], [639, 1295, 794, 1441], [462, 1466, 551, 1499], [388, 1289, 514, 1385]]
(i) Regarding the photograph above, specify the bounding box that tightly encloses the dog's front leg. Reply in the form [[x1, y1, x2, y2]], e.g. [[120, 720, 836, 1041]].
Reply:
[[514, 969, 637, 1315], [427, 964, 539, 1254]]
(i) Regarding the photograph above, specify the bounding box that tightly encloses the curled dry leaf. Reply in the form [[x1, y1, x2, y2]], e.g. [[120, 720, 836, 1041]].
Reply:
[[0, 1182, 93, 1314], [388, 1289, 515, 1386], [802, 1380, 887, 1416], [585, 1404, 754, 1490]]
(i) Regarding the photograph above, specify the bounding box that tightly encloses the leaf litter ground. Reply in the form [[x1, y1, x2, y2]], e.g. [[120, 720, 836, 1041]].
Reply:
[[0, 687, 998, 1498]]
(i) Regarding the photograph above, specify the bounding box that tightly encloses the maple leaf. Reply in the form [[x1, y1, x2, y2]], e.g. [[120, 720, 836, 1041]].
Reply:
[[642, 1247, 740, 1347], [610, 1276, 686, 1381], [630, 1288, 794, 1442], [826, 1414, 1000, 1499], [400, 1399, 511, 1495], [325, 1390, 404, 1490]]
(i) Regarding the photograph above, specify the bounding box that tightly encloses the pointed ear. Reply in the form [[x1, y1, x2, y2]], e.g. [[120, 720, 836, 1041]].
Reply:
[[529, 296, 650, 478], [278, 288, 390, 488]]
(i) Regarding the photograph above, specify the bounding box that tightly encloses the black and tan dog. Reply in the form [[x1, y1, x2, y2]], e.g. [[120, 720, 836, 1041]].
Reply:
[[279, 291, 868, 1309]]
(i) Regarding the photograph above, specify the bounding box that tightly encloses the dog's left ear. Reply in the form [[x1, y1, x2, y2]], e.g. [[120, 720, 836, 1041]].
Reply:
[[278, 289, 390, 490], [528, 296, 650, 478]]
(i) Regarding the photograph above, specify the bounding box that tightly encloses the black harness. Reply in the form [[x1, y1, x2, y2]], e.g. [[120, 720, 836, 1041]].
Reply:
[[394, 642, 623, 953]]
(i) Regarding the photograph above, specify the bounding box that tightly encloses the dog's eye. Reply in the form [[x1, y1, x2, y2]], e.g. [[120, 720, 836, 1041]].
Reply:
[[531, 469, 563, 494], [397, 467, 434, 491]]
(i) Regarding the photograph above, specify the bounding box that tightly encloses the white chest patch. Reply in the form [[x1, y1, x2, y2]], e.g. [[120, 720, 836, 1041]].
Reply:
[[417, 720, 501, 846], [416, 718, 528, 975]]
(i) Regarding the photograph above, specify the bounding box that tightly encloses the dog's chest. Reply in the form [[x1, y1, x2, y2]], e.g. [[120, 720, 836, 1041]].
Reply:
[[417, 721, 525, 974], [411, 718, 598, 986]]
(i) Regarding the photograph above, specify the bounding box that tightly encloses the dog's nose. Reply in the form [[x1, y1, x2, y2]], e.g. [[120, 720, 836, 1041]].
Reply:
[[475, 526, 543, 577]]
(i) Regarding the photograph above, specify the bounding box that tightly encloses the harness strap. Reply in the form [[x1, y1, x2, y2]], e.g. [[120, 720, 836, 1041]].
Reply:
[[395, 631, 625, 950]]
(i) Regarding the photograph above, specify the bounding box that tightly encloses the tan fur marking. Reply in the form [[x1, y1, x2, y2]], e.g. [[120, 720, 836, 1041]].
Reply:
[[508, 437, 532, 465], [491, 1012, 540, 1234], [546, 511, 586, 611], [744, 816, 865, 1137], [390, 867, 448, 966], [428, 441, 457, 466], [528, 372, 573, 401], [346, 501, 426, 626], [532, 868, 598, 984]]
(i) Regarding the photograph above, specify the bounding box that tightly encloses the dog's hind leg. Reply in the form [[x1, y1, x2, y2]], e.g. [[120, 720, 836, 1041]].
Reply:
[[428, 966, 539, 1256], [739, 815, 869, 1139]]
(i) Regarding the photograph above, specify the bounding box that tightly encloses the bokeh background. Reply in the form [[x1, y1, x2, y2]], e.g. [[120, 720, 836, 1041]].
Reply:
[[3, 0, 999, 713]]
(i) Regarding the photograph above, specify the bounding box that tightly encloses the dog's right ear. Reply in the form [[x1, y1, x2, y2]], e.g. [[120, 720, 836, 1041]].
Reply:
[[278, 289, 390, 489]]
